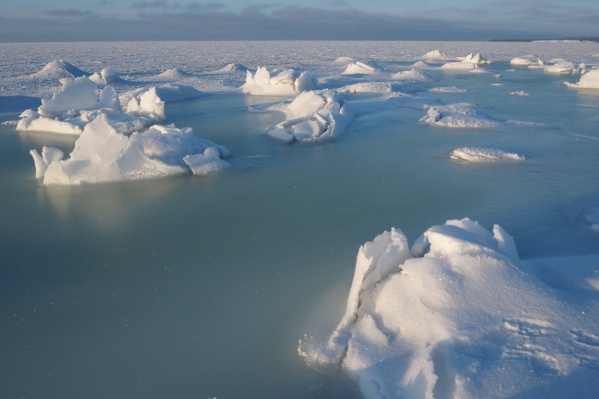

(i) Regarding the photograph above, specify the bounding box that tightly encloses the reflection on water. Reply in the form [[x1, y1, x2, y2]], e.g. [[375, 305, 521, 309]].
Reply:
[[1, 69, 599, 399]]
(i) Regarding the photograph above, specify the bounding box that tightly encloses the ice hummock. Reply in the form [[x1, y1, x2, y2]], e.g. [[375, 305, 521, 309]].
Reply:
[[241, 67, 315, 96], [510, 55, 545, 67], [17, 76, 169, 135], [264, 90, 353, 143], [30, 60, 89, 80], [450, 147, 526, 162], [300, 218, 599, 399], [440, 53, 492, 72], [30, 114, 230, 185], [89, 67, 127, 85], [565, 69, 599, 89]]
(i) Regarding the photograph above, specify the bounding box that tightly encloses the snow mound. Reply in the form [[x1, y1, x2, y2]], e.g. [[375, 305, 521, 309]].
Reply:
[[341, 61, 379, 75], [264, 90, 353, 143], [334, 57, 355, 65], [412, 60, 431, 68], [421, 50, 455, 61], [216, 63, 248, 72], [17, 76, 123, 135], [420, 103, 501, 128], [152, 68, 192, 80], [429, 86, 467, 93], [565, 69, 599, 89], [300, 218, 599, 399], [336, 82, 393, 94], [460, 52, 492, 64], [30, 113, 230, 185], [392, 68, 434, 82], [511, 90, 530, 96], [510, 55, 544, 67], [89, 67, 125, 85], [241, 67, 315, 96], [450, 147, 526, 162], [545, 60, 587, 75], [30, 60, 89, 80]]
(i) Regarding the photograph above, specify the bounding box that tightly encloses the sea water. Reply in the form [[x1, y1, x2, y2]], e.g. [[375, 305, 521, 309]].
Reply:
[[1, 41, 598, 399]]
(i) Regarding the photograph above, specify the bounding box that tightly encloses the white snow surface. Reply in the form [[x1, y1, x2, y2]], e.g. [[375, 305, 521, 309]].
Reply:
[[450, 147, 526, 162], [299, 218, 599, 399], [30, 114, 230, 185]]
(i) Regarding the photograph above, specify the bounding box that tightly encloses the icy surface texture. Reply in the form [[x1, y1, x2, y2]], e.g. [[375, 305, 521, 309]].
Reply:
[[300, 219, 599, 399], [241, 67, 315, 96]]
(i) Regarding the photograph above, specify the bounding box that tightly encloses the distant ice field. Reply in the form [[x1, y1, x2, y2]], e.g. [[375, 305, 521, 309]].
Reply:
[[0, 41, 598, 399]]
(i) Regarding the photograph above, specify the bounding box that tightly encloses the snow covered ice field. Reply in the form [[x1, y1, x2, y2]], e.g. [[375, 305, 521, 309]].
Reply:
[[1, 40, 599, 399]]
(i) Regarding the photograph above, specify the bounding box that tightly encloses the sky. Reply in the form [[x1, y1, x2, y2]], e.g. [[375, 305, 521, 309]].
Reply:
[[0, 0, 598, 42]]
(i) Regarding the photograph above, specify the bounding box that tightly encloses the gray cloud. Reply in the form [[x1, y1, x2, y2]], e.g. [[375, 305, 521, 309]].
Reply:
[[43, 9, 98, 18], [132, 1, 171, 8], [2, 4, 598, 42]]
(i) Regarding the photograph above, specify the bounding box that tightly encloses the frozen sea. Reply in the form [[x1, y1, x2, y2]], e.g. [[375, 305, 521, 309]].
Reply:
[[1, 41, 599, 399]]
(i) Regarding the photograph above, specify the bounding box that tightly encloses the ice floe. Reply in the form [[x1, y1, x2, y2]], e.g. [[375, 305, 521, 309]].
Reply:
[[336, 82, 393, 94], [565, 69, 599, 89], [300, 218, 599, 399], [429, 86, 467, 93], [544, 59, 587, 75], [510, 55, 544, 67], [420, 103, 502, 128], [264, 90, 353, 143], [450, 147, 526, 162], [241, 67, 315, 96], [30, 114, 230, 185], [511, 90, 531, 96]]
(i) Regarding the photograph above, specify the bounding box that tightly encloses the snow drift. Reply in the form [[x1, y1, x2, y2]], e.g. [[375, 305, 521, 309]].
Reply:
[[300, 218, 599, 399]]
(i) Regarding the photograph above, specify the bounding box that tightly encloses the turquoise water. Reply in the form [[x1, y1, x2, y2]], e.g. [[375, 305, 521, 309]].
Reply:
[[1, 48, 599, 398]]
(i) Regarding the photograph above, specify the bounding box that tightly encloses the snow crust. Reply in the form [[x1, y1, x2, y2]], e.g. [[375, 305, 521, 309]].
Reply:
[[300, 219, 599, 399], [264, 90, 353, 143], [241, 67, 315, 96], [450, 147, 526, 162], [30, 114, 230, 185]]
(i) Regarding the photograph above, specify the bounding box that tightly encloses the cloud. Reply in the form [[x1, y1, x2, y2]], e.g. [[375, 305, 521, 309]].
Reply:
[[2, 4, 598, 42], [131, 1, 171, 8], [43, 9, 98, 18]]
